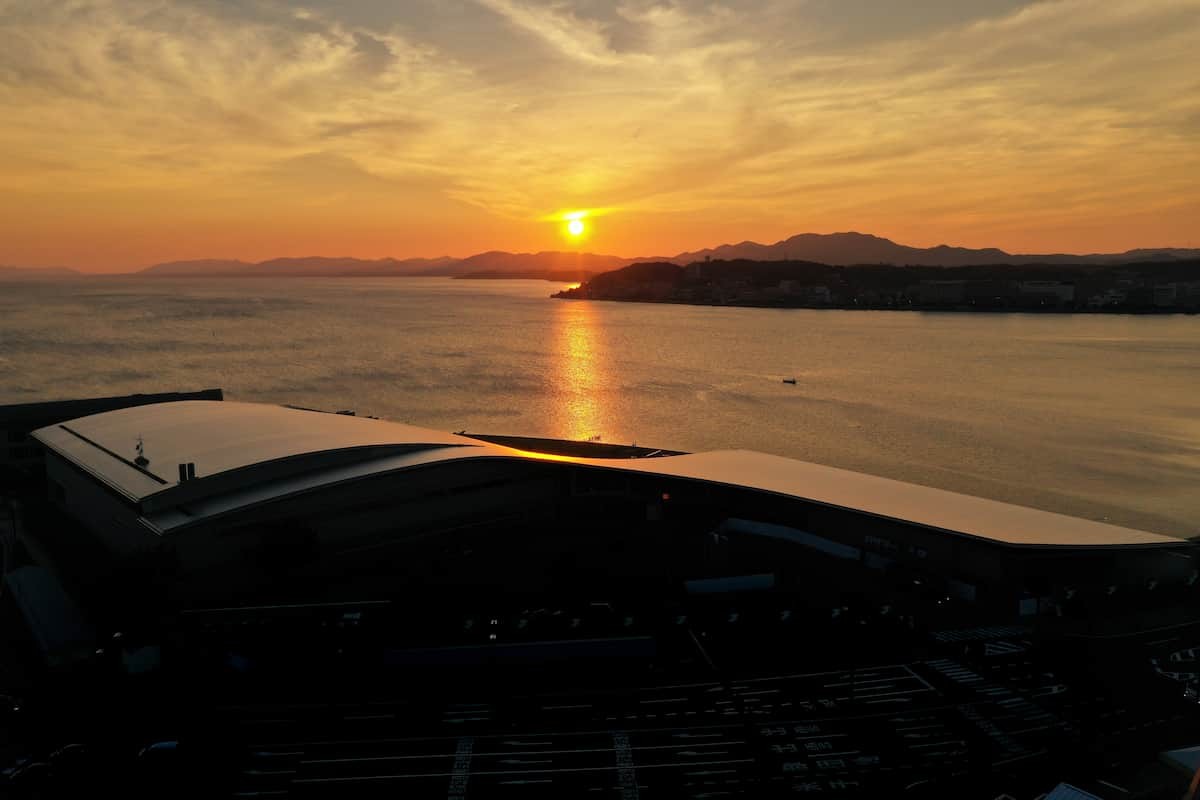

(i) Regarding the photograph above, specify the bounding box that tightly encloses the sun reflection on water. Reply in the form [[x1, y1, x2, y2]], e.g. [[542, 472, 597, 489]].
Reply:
[[553, 301, 605, 442]]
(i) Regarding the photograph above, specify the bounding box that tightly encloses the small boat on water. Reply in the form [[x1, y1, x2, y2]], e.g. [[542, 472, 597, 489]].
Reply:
[[782, 377, 797, 385]]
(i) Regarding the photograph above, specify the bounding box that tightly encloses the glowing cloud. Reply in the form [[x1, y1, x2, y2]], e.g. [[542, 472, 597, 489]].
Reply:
[[0, 0, 1197, 269]]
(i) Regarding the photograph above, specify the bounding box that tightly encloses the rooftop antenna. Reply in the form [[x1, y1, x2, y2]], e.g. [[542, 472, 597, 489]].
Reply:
[[134, 435, 149, 468]]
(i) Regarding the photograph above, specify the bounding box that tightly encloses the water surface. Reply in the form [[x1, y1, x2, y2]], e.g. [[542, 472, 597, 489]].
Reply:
[[2, 277, 1197, 537]]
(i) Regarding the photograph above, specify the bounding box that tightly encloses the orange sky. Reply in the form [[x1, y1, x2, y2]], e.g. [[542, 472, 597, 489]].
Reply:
[[1, 0, 1198, 272]]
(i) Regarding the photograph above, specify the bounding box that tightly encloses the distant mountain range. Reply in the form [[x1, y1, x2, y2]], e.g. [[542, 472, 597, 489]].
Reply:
[[5, 233, 1199, 278], [138, 256, 460, 277], [138, 251, 627, 278], [0, 264, 79, 279], [132, 234, 1200, 276], [662, 232, 1200, 267]]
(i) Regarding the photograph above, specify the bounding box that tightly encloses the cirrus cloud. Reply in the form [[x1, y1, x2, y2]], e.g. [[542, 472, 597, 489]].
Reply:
[[0, 0, 1198, 268]]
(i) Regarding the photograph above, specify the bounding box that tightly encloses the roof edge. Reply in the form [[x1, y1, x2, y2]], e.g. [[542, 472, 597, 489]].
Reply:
[[140, 442, 484, 513]]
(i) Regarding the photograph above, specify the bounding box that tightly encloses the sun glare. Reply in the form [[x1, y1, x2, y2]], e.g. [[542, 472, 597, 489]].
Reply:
[[551, 208, 600, 242]]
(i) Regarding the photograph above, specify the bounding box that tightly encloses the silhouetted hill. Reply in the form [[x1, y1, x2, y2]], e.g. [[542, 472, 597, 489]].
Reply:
[[139, 251, 621, 278], [455, 251, 627, 273], [457, 270, 598, 282], [0, 264, 79, 279], [126, 234, 1200, 277], [1116, 248, 1200, 262], [664, 232, 1200, 267], [140, 257, 458, 277], [556, 257, 1200, 312], [253, 257, 461, 276], [578, 261, 683, 292], [139, 259, 253, 276]]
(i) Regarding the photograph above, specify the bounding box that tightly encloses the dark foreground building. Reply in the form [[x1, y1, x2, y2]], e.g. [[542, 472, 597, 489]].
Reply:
[[2, 399, 1199, 798], [0, 389, 223, 478]]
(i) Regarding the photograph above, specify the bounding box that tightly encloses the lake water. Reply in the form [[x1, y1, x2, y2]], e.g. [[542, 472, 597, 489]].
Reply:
[[2, 277, 1198, 537]]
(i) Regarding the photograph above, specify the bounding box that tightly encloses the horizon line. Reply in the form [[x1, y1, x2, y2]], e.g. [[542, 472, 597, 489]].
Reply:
[[6, 230, 1199, 274]]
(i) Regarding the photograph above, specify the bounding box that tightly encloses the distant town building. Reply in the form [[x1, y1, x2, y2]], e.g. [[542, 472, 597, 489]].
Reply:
[[1179, 281, 1200, 307], [964, 280, 1018, 307], [914, 280, 967, 305], [1153, 284, 1178, 307], [779, 282, 831, 304], [1154, 281, 1200, 308], [1016, 281, 1075, 304], [1087, 289, 1127, 308]]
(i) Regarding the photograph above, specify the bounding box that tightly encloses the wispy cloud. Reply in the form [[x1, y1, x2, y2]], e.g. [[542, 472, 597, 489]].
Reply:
[[474, 0, 625, 64], [319, 117, 431, 139], [1, 0, 1198, 267]]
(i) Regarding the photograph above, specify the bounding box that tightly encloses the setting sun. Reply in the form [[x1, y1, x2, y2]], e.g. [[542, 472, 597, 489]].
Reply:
[[567, 219, 585, 237]]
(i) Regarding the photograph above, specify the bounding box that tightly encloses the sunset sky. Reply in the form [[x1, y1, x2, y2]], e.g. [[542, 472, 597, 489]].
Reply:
[[2, 0, 1198, 271]]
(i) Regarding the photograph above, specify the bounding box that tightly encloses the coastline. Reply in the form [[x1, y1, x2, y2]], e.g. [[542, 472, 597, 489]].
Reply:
[[551, 295, 1200, 314], [553, 257, 1200, 315]]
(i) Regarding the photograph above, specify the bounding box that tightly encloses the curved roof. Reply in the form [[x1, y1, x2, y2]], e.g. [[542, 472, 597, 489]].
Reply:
[[33, 400, 1185, 549], [560, 450, 1183, 548], [32, 400, 512, 508]]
